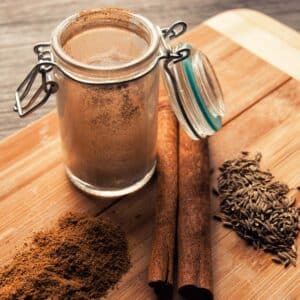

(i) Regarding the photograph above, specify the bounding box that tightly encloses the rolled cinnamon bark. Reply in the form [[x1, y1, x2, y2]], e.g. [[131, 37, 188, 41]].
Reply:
[[177, 129, 213, 300], [148, 98, 178, 296]]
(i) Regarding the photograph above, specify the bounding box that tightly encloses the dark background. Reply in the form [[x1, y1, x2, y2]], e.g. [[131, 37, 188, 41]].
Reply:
[[1, 0, 299, 139]]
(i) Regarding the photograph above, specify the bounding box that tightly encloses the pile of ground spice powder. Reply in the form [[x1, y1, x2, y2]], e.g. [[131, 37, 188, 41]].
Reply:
[[0, 213, 130, 299]]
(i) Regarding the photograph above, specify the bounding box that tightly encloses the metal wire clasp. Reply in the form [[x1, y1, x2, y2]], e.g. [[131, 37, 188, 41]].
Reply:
[[160, 21, 190, 62], [159, 22, 193, 134], [14, 42, 58, 117]]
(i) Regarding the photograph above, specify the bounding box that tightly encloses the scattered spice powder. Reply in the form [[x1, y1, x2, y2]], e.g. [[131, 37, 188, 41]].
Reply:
[[214, 152, 299, 267], [0, 213, 130, 299]]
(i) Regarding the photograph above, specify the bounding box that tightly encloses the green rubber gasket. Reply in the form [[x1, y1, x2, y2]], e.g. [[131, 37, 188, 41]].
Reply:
[[183, 51, 222, 132]]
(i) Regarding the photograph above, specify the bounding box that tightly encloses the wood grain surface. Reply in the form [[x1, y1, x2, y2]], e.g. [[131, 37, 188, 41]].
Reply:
[[0, 11, 299, 299], [1, 0, 300, 139]]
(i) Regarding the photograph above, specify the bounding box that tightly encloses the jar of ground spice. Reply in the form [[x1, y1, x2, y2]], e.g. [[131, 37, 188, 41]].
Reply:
[[14, 8, 224, 197]]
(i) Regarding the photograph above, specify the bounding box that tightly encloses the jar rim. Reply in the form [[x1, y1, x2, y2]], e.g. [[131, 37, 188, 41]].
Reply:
[[51, 8, 160, 73]]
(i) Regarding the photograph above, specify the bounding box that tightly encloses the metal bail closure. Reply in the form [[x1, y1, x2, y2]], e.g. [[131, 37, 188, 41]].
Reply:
[[14, 43, 58, 117], [161, 39, 225, 140]]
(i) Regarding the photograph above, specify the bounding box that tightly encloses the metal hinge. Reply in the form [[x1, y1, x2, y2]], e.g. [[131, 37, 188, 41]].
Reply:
[[14, 42, 58, 117]]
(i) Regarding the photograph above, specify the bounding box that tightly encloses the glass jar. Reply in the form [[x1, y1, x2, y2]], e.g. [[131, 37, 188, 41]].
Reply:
[[14, 8, 224, 198]]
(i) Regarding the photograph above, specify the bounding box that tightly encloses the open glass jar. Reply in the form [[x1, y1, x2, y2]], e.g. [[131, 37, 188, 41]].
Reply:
[[15, 8, 224, 197]]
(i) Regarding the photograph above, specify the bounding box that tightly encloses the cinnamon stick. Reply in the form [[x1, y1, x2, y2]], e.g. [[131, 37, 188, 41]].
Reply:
[[177, 129, 213, 300], [148, 99, 178, 296]]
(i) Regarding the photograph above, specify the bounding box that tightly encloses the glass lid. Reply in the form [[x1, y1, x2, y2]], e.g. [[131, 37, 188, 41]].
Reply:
[[161, 43, 225, 140]]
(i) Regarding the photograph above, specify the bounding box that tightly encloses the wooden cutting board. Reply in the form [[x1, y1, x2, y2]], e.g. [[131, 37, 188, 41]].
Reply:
[[0, 9, 299, 300]]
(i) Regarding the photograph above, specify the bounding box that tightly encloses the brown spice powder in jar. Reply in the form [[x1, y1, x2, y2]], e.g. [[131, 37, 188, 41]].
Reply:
[[57, 71, 159, 189], [0, 213, 130, 299], [55, 10, 159, 191]]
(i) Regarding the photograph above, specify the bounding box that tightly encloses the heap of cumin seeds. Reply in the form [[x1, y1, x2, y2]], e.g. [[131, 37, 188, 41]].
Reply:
[[214, 152, 299, 267]]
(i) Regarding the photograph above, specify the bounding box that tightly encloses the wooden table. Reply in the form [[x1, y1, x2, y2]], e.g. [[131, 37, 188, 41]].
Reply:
[[1, 1, 300, 140], [0, 9, 300, 300]]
